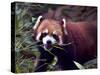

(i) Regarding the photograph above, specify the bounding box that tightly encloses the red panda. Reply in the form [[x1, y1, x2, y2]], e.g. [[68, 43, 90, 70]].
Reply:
[[33, 15, 96, 63], [32, 7, 97, 71]]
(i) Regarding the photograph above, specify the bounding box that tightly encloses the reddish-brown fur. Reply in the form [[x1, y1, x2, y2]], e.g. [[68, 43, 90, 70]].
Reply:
[[66, 21, 97, 63], [36, 19, 63, 37]]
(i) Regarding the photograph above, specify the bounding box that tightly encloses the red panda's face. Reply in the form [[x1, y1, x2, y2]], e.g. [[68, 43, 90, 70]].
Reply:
[[33, 16, 67, 49], [36, 19, 63, 49]]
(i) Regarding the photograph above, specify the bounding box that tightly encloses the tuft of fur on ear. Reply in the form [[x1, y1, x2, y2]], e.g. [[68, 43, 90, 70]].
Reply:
[[33, 15, 43, 30], [62, 18, 68, 35]]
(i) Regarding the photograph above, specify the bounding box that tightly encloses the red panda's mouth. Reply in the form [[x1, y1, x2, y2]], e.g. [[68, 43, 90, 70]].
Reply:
[[45, 44, 52, 49], [42, 36, 56, 49]]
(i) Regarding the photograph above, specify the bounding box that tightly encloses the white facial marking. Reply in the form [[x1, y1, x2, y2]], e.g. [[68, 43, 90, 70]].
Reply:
[[53, 31, 57, 35], [43, 29, 48, 33], [42, 35, 56, 45], [36, 32, 41, 41]]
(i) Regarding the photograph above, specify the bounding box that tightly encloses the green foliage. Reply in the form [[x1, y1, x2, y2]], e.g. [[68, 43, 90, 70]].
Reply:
[[15, 3, 39, 73]]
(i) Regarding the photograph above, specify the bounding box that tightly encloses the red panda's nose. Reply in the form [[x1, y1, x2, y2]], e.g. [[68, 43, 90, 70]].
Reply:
[[45, 40, 52, 49], [47, 40, 52, 45]]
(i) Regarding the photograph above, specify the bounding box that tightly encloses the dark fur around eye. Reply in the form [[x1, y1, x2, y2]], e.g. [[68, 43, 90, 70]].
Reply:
[[42, 33, 48, 36], [39, 33, 48, 40], [52, 34, 59, 41]]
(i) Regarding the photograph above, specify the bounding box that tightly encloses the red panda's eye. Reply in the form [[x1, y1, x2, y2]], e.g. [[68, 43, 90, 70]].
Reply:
[[39, 33, 48, 40], [52, 34, 59, 41], [42, 33, 48, 37], [52, 34, 57, 38]]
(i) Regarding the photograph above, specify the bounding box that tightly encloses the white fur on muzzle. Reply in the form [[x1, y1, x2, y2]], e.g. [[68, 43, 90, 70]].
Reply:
[[42, 35, 56, 45]]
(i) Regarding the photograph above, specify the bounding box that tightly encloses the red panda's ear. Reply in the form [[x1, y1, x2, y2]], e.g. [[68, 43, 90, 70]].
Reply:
[[33, 15, 43, 30], [62, 18, 68, 35]]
